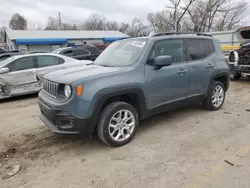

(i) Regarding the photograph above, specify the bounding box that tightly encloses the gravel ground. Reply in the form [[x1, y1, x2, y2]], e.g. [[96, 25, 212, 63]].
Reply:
[[1, 79, 250, 188]]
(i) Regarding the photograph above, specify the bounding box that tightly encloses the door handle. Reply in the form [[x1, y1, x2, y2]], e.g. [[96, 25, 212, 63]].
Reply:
[[206, 64, 215, 69], [177, 69, 187, 75]]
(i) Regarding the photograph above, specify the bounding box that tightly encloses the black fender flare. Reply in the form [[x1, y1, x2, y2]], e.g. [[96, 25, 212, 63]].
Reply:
[[206, 71, 230, 97], [90, 86, 148, 126]]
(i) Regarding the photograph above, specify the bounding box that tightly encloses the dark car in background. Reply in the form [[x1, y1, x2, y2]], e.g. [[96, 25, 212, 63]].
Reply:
[[52, 45, 101, 61], [93, 43, 109, 52], [0, 47, 20, 54], [0, 52, 24, 61]]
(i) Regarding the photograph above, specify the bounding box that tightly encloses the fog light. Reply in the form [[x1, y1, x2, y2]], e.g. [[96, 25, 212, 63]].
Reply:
[[58, 120, 74, 129]]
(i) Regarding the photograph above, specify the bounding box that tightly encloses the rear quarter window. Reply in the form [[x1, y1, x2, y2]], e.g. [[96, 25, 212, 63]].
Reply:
[[186, 39, 215, 61]]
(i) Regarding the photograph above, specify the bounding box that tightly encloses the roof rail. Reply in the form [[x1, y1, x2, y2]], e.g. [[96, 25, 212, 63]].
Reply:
[[151, 32, 212, 37]]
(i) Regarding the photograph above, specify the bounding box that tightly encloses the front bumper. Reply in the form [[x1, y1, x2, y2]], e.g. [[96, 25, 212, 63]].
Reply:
[[38, 98, 95, 137], [230, 64, 250, 74], [235, 66, 250, 74]]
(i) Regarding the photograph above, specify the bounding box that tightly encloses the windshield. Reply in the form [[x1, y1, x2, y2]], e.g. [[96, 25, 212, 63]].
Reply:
[[94, 38, 148, 67]]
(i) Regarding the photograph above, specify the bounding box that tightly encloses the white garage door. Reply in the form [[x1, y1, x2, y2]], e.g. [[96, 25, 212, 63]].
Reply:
[[28, 45, 52, 52]]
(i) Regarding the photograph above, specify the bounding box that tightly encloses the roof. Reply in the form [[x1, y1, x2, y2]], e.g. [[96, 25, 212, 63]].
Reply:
[[147, 33, 215, 41], [204, 30, 236, 35], [6, 30, 129, 40]]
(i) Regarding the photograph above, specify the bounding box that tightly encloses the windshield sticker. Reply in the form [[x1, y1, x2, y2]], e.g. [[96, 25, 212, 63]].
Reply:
[[131, 41, 146, 48]]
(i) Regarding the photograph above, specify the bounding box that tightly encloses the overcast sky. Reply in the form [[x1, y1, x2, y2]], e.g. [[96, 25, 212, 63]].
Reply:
[[0, 0, 168, 28], [0, 0, 250, 29]]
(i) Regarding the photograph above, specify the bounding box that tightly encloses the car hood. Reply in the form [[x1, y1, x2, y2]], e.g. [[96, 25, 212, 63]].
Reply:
[[43, 65, 127, 84], [235, 26, 250, 46]]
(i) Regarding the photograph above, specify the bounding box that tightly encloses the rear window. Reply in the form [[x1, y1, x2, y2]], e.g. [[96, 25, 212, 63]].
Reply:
[[186, 39, 215, 61], [73, 49, 90, 56], [83, 45, 100, 54]]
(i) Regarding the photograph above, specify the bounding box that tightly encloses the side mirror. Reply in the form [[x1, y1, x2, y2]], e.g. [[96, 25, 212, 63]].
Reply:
[[154, 55, 172, 68], [0, 67, 9, 74]]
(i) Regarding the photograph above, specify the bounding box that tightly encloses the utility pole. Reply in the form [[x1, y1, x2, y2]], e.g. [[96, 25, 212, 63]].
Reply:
[[58, 12, 61, 30]]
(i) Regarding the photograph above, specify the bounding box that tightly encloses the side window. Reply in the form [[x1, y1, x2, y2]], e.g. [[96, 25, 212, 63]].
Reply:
[[37, 55, 64, 68], [73, 49, 90, 56], [186, 39, 215, 61], [0, 54, 10, 61], [202, 39, 215, 57], [154, 39, 184, 63], [6, 56, 36, 72], [62, 50, 73, 56], [0, 48, 6, 54]]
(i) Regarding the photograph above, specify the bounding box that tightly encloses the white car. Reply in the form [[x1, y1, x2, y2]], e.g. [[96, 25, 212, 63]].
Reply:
[[0, 53, 92, 99]]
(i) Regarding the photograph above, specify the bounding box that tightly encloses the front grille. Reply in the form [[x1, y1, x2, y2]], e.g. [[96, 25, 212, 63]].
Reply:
[[42, 80, 59, 98]]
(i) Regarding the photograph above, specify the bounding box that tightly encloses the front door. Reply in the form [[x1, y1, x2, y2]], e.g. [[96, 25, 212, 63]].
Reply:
[[145, 39, 189, 110], [2, 56, 37, 86], [0, 56, 37, 95]]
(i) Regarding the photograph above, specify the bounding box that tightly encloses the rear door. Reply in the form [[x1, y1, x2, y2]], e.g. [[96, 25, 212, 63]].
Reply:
[[36, 55, 65, 80], [1, 56, 37, 86], [185, 38, 216, 98]]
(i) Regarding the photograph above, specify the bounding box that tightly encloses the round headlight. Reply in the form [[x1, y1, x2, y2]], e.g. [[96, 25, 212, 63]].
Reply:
[[64, 85, 71, 98]]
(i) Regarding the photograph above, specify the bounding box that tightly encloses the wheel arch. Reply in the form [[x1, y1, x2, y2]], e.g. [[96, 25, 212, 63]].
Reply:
[[90, 86, 147, 131], [206, 72, 230, 97]]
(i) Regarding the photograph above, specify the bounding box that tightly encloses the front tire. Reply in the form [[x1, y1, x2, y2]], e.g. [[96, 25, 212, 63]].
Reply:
[[97, 102, 139, 147], [202, 81, 225, 111]]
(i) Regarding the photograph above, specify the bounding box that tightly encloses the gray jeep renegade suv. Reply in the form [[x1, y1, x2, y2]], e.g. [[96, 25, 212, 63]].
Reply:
[[38, 32, 230, 147]]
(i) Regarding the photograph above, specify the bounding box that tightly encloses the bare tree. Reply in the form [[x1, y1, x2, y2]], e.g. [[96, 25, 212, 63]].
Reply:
[[120, 18, 149, 37], [106, 21, 119, 30], [147, 0, 196, 32], [44, 16, 60, 30], [72, 24, 78, 30], [45, 16, 77, 30], [118, 22, 130, 33], [167, 0, 196, 31], [186, 0, 248, 32], [82, 13, 107, 30], [213, 1, 248, 31], [147, 11, 173, 32], [9, 13, 27, 30], [147, 0, 247, 33]]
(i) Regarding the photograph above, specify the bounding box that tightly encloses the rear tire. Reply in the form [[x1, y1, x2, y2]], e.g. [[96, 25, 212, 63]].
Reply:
[[97, 102, 139, 147], [202, 81, 225, 111]]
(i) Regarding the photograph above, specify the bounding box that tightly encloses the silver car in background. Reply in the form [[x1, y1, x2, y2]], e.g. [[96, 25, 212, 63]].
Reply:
[[0, 53, 91, 99]]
